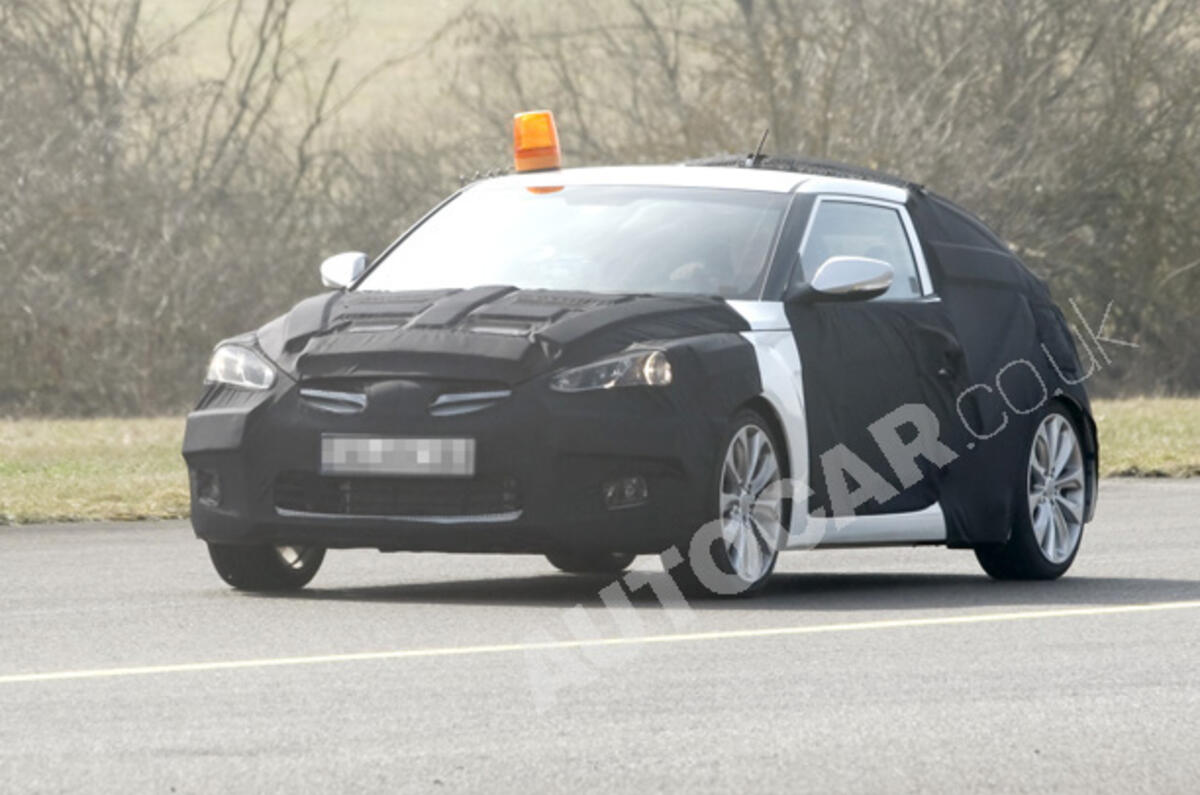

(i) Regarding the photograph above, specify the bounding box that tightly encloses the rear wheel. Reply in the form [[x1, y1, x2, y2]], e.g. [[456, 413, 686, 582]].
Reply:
[[207, 543, 325, 591], [975, 405, 1087, 580], [664, 409, 785, 598], [545, 551, 635, 574]]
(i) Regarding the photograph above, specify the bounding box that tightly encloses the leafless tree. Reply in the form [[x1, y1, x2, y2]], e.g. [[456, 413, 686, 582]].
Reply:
[[1, 0, 1197, 415], [442, 0, 1200, 392]]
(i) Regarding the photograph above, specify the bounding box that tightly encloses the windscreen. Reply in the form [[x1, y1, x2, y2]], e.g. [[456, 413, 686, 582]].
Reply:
[[357, 184, 790, 299]]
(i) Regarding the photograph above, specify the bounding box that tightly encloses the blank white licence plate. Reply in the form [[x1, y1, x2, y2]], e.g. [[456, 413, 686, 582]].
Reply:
[[321, 436, 475, 477]]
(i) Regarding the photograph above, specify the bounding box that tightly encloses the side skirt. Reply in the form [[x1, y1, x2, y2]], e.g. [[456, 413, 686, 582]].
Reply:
[[789, 502, 948, 549]]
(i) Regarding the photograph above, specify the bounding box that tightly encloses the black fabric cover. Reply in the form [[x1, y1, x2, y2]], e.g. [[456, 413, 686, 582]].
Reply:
[[908, 193, 1097, 546], [786, 298, 972, 518], [254, 288, 753, 386], [200, 164, 1095, 551], [184, 288, 765, 553], [753, 163, 1098, 546]]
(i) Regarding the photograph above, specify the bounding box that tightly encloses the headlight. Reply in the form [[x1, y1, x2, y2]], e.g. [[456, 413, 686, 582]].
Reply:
[[549, 350, 672, 393], [205, 344, 276, 391]]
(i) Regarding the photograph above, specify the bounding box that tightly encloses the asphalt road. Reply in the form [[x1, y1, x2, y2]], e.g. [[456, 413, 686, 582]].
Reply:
[[2, 478, 1198, 793]]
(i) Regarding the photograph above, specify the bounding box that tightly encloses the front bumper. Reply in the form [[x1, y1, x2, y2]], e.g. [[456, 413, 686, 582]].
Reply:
[[182, 375, 721, 554]]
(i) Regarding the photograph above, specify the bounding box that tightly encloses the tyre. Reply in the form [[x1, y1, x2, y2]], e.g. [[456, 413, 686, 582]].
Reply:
[[663, 408, 786, 598], [975, 404, 1088, 580], [207, 543, 325, 591], [546, 551, 636, 574]]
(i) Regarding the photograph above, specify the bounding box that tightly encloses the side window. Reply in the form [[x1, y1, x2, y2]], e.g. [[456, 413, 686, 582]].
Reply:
[[798, 201, 922, 299]]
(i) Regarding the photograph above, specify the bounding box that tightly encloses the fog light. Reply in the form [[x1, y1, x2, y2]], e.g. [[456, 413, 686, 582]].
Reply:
[[602, 476, 648, 510], [195, 469, 221, 507]]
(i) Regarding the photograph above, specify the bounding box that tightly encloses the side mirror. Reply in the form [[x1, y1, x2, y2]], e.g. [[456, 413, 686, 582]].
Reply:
[[319, 251, 368, 289], [786, 256, 894, 303]]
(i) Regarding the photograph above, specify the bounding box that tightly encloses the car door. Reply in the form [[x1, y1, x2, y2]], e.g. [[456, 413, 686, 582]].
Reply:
[[782, 196, 971, 518]]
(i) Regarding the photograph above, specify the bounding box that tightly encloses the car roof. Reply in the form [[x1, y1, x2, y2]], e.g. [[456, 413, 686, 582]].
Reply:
[[474, 164, 910, 203]]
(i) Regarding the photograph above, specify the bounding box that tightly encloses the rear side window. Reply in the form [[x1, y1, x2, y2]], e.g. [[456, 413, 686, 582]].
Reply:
[[798, 201, 922, 299]]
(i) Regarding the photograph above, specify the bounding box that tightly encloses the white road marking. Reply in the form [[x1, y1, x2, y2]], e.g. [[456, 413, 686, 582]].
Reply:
[[3, 599, 1199, 686]]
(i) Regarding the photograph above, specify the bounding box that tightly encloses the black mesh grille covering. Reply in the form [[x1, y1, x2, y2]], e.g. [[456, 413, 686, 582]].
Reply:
[[274, 472, 521, 517]]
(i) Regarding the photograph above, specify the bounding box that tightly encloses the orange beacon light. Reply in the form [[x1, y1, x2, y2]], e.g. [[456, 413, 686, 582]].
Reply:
[[513, 110, 562, 173]]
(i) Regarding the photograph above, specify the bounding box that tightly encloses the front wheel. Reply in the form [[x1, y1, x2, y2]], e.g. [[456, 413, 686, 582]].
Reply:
[[664, 409, 786, 598], [975, 406, 1088, 580], [207, 543, 325, 591]]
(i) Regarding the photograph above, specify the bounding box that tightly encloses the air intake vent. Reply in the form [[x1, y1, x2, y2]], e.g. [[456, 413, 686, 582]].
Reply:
[[466, 319, 536, 337], [274, 471, 522, 518], [299, 388, 367, 414], [428, 389, 512, 417]]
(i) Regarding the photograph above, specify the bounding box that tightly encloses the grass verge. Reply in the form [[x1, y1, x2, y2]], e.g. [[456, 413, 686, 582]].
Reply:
[[0, 399, 1196, 524], [0, 418, 188, 525], [1091, 398, 1200, 477]]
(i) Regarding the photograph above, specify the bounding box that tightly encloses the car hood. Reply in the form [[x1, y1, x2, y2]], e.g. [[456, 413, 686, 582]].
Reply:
[[254, 286, 751, 385]]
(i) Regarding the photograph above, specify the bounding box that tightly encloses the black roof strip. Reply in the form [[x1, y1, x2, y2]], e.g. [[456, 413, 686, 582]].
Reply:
[[684, 154, 922, 193]]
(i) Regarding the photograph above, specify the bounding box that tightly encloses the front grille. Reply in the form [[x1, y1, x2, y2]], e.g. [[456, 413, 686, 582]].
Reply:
[[298, 388, 367, 414], [274, 471, 521, 518], [428, 389, 511, 417]]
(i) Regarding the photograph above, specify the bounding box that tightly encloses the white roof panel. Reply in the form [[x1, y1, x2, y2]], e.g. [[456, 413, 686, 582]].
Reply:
[[475, 165, 805, 194], [472, 164, 909, 202]]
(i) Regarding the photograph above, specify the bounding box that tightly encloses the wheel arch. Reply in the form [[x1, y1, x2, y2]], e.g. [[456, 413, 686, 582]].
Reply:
[[738, 395, 792, 481], [727, 328, 809, 539], [1049, 394, 1099, 522]]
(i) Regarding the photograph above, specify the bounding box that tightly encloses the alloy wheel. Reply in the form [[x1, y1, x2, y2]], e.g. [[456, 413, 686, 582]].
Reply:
[[274, 545, 316, 570], [719, 424, 784, 584], [1027, 413, 1086, 564]]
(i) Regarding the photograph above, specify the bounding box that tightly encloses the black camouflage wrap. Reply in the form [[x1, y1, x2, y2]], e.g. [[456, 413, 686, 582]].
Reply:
[[693, 156, 1096, 547], [781, 183, 1096, 547], [185, 159, 1097, 554], [183, 288, 763, 553], [907, 193, 1098, 547]]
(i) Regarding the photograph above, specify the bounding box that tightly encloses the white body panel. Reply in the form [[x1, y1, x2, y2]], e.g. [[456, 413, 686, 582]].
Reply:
[[802, 503, 948, 548], [731, 302, 949, 550], [794, 175, 909, 204], [737, 328, 809, 542], [478, 164, 913, 203], [479, 165, 807, 194], [725, 300, 790, 330]]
